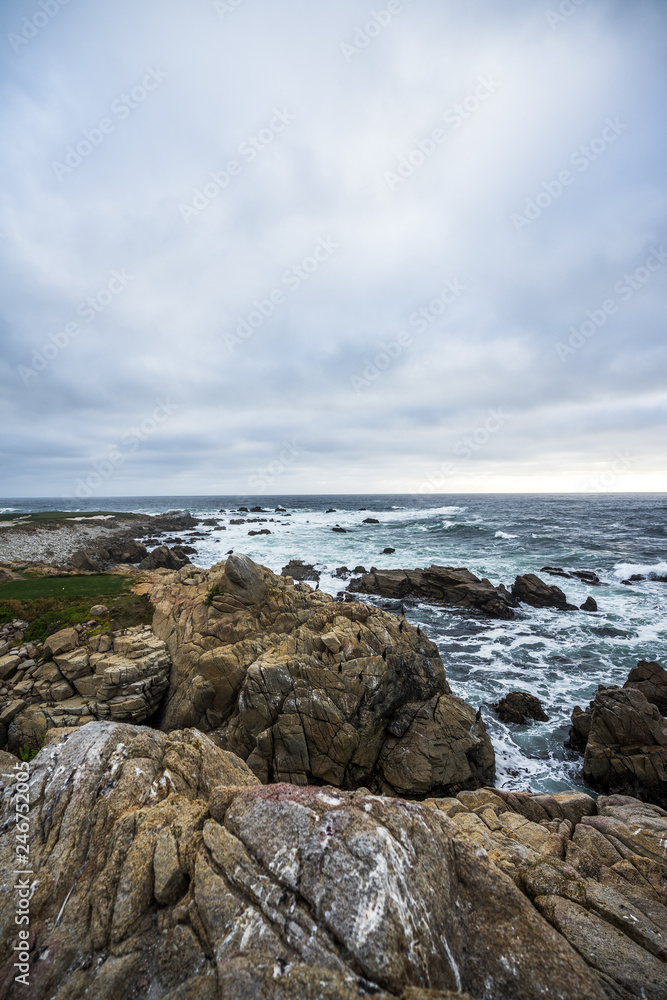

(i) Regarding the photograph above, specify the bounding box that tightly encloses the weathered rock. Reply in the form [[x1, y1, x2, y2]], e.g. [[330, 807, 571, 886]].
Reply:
[[0, 655, 20, 683], [281, 559, 321, 582], [349, 566, 518, 619], [582, 687, 667, 808], [512, 573, 575, 610], [139, 545, 191, 571], [493, 691, 549, 724], [625, 660, 667, 716], [0, 723, 627, 1000], [581, 596, 598, 612], [90, 604, 108, 618], [43, 626, 79, 657], [5, 625, 172, 751], [70, 548, 103, 571], [151, 555, 495, 798], [363, 517, 380, 523]]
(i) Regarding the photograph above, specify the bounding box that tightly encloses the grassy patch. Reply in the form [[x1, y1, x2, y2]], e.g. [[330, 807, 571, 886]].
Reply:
[[0, 574, 130, 600], [0, 575, 153, 642]]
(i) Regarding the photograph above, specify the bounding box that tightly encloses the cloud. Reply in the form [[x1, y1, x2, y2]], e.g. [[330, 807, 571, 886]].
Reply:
[[0, 0, 665, 496]]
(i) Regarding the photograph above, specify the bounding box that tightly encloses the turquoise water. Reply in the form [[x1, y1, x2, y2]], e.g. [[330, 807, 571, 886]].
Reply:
[[3, 493, 666, 793]]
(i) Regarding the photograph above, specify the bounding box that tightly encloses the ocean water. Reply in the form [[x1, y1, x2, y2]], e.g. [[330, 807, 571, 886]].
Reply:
[[3, 493, 666, 795]]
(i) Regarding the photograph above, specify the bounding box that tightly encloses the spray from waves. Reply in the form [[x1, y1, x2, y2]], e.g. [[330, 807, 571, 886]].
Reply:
[[613, 560, 667, 580]]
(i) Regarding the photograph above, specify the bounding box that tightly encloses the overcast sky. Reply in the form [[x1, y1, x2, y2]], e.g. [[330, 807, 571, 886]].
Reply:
[[1, 0, 665, 497]]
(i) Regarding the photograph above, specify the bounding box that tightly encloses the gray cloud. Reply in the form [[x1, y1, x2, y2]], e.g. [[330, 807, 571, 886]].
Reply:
[[0, 0, 665, 496]]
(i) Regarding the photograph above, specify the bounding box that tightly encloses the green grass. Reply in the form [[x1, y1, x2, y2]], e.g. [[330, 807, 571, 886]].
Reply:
[[0, 573, 153, 643], [0, 574, 130, 600]]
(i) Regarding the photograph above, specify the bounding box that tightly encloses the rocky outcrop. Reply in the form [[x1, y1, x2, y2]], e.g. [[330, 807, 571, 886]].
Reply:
[[281, 559, 320, 582], [511, 573, 576, 610], [151, 555, 495, 798], [139, 545, 191, 571], [1, 722, 665, 1000], [348, 566, 518, 619], [568, 674, 667, 808], [624, 660, 667, 716], [493, 691, 549, 724], [4, 624, 171, 752]]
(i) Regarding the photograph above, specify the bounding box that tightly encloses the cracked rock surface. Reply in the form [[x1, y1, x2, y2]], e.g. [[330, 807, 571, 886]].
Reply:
[[4, 625, 171, 753], [5, 722, 661, 999], [152, 555, 495, 797], [568, 669, 667, 808]]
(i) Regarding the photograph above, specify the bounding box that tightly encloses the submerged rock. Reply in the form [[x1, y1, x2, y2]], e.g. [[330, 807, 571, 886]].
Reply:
[[151, 555, 495, 798], [493, 691, 549, 724]]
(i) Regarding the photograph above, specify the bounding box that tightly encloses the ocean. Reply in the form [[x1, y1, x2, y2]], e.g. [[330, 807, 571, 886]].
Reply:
[[2, 493, 666, 795]]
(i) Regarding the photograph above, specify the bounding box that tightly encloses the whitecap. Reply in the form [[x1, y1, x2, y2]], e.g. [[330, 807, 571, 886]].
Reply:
[[613, 561, 667, 580], [495, 531, 518, 539]]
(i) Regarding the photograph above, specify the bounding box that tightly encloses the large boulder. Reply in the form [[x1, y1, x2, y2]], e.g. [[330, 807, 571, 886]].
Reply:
[[511, 573, 575, 610], [151, 556, 495, 798], [624, 660, 667, 716], [139, 545, 191, 571], [0, 721, 640, 1000], [492, 691, 549, 724], [348, 565, 518, 619], [568, 677, 667, 808]]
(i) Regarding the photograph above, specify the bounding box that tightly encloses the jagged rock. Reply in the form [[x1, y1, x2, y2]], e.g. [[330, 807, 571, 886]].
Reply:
[[70, 548, 103, 571], [0, 722, 628, 1000], [581, 596, 598, 611], [349, 566, 517, 620], [493, 691, 549, 724], [625, 660, 667, 716], [5, 625, 172, 751], [281, 560, 321, 582], [541, 567, 601, 585], [151, 555, 495, 798], [511, 574, 575, 610], [582, 687, 667, 808], [334, 566, 350, 578], [139, 545, 190, 571]]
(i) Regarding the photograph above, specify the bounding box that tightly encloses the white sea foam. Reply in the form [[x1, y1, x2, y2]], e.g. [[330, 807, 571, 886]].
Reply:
[[494, 530, 517, 539], [613, 561, 667, 580]]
